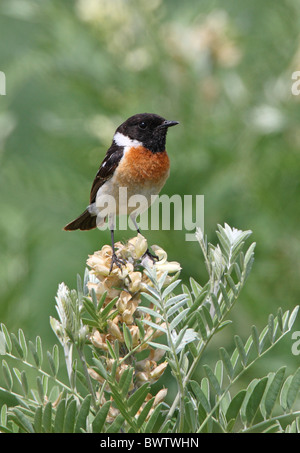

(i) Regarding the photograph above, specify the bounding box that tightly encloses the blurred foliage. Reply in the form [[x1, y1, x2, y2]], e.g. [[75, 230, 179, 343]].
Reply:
[[0, 0, 300, 387]]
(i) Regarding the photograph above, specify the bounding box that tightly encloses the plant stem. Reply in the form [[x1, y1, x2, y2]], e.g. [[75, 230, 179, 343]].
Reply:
[[241, 411, 300, 433], [5, 352, 82, 401], [76, 346, 98, 410]]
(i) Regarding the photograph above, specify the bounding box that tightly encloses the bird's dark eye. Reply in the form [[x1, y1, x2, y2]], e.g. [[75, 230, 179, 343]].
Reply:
[[139, 121, 147, 129]]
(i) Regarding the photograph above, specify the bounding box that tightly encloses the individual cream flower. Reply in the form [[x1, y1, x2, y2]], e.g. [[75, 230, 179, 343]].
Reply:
[[127, 271, 142, 293], [125, 234, 148, 260], [90, 329, 108, 351], [153, 388, 168, 407], [149, 361, 168, 382], [107, 320, 123, 341]]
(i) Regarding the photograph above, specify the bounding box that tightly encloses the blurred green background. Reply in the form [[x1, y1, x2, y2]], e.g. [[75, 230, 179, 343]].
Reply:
[[0, 0, 300, 385]]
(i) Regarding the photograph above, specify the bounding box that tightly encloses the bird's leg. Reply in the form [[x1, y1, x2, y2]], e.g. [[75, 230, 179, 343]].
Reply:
[[143, 247, 159, 262], [109, 229, 125, 273], [130, 215, 158, 262]]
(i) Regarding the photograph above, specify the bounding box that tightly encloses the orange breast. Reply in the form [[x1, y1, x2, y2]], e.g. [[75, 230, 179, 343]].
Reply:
[[115, 146, 170, 188]]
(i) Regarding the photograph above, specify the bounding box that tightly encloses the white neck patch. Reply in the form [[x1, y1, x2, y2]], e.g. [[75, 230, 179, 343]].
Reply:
[[113, 132, 142, 148]]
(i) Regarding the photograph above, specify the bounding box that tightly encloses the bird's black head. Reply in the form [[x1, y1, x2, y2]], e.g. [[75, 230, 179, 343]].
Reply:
[[114, 113, 179, 153]]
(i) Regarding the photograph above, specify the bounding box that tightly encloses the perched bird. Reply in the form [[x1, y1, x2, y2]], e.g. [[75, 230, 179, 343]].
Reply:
[[64, 113, 179, 271]]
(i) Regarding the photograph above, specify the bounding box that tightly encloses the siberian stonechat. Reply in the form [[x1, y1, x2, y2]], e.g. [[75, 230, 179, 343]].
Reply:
[[64, 113, 179, 270]]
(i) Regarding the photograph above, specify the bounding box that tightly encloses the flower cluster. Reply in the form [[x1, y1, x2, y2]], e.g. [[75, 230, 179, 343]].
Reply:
[[86, 234, 180, 414]]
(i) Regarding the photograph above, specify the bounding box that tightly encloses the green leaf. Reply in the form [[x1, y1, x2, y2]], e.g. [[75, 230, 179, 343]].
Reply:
[[92, 358, 108, 380], [219, 282, 231, 309], [147, 341, 170, 352], [29, 341, 40, 367], [123, 323, 133, 351], [36, 336, 43, 367], [268, 314, 275, 343], [92, 401, 111, 433], [251, 325, 260, 355], [128, 383, 150, 417], [141, 291, 161, 308], [12, 408, 34, 433], [190, 380, 210, 412], [20, 370, 28, 397], [106, 340, 117, 360], [120, 367, 134, 398], [170, 308, 189, 330], [64, 399, 77, 433], [96, 290, 107, 311], [75, 395, 91, 433], [286, 368, 300, 410], [215, 320, 232, 333], [277, 308, 283, 332], [33, 406, 43, 433], [18, 329, 28, 360], [195, 312, 207, 341], [137, 397, 155, 430], [105, 414, 125, 433], [233, 262, 242, 281], [264, 367, 286, 418], [189, 277, 202, 298], [186, 290, 208, 317], [138, 306, 164, 320], [11, 333, 24, 359], [219, 347, 234, 380], [54, 399, 66, 433], [162, 279, 181, 299], [43, 401, 52, 433], [225, 273, 238, 296], [142, 319, 167, 334], [203, 365, 222, 396], [234, 335, 247, 366], [201, 305, 214, 330], [181, 284, 193, 306], [225, 390, 246, 422], [2, 360, 13, 390], [53, 344, 59, 374], [210, 293, 221, 320], [184, 398, 196, 432], [288, 306, 299, 330], [167, 298, 189, 317], [1, 324, 12, 353], [83, 297, 99, 322], [280, 375, 293, 411], [157, 271, 169, 290], [245, 377, 268, 425], [47, 351, 57, 377], [258, 325, 269, 354], [144, 403, 164, 433], [214, 360, 224, 388], [243, 243, 256, 280], [100, 297, 119, 321], [135, 318, 145, 340], [0, 424, 13, 433], [0, 404, 7, 427], [36, 376, 44, 403]]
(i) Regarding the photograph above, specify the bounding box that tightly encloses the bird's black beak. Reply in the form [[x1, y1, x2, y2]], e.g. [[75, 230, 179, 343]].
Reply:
[[159, 120, 179, 129]]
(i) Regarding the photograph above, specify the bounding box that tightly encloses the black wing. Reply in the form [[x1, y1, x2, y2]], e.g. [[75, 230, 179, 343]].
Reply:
[[89, 143, 124, 203]]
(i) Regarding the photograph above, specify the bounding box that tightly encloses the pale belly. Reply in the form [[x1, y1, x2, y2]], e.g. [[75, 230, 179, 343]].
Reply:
[[93, 172, 169, 217]]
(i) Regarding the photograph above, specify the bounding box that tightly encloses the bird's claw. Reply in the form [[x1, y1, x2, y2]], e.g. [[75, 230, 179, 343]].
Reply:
[[109, 253, 126, 273]]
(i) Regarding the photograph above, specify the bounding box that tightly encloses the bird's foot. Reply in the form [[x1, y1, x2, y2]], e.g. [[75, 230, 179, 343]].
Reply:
[[109, 253, 126, 274], [143, 248, 159, 263]]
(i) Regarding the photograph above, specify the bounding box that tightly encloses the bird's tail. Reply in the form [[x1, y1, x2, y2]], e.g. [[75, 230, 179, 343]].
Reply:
[[64, 209, 97, 231]]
